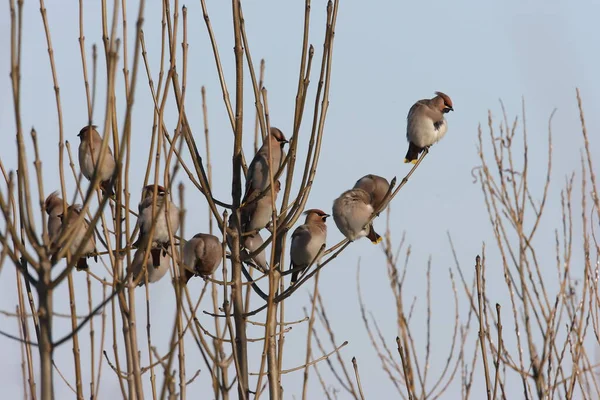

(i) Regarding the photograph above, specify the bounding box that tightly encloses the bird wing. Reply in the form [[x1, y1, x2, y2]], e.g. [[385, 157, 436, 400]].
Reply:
[[243, 154, 268, 201], [135, 197, 153, 242], [292, 225, 310, 241], [406, 101, 428, 140], [240, 195, 258, 231], [137, 198, 146, 215]]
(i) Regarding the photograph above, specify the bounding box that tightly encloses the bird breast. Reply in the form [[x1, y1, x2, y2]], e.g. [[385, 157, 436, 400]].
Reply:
[[48, 215, 62, 244], [138, 199, 180, 244], [332, 193, 373, 241], [408, 115, 448, 148], [68, 219, 96, 255], [79, 141, 115, 182]]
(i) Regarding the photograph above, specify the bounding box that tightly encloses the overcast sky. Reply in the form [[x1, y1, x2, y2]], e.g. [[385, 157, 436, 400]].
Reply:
[[1, 0, 599, 398]]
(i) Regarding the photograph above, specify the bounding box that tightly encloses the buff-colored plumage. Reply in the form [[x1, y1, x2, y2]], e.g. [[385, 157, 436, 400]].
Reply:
[[129, 248, 171, 286], [353, 174, 390, 210], [332, 188, 381, 244], [78, 125, 117, 195], [54, 205, 97, 270], [44, 191, 65, 246], [404, 91, 454, 163], [241, 180, 281, 233], [290, 209, 329, 284], [133, 184, 180, 266], [183, 233, 222, 278]]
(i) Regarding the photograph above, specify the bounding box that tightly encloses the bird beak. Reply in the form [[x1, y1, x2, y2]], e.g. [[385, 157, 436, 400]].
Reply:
[[448, 107, 454, 112], [323, 214, 330, 220]]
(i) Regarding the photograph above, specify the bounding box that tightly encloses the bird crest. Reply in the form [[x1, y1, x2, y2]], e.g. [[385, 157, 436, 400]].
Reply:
[[434, 91, 453, 109]]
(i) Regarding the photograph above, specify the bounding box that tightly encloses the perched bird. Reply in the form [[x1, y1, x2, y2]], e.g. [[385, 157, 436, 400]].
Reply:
[[353, 174, 390, 211], [129, 248, 171, 286], [133, 184, 180, 267], [404, 91, 454, 164], [332, 188, 381, 244], [240, 180, 281, 233], [242, 127, 288, 204], [78, 125, 117, 196], [183, 233, 222, 278], [53, 205, 97, 270], [290, 209, 329, 285], [44, 191, 65, 246]]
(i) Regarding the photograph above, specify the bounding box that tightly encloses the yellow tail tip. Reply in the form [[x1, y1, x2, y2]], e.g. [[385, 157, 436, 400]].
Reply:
[[371, 236, 383, 244], [403, 158, 417, 164]]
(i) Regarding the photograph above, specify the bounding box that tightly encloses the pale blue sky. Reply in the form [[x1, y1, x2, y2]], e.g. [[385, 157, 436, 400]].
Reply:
[[1, 0, 599, 398]]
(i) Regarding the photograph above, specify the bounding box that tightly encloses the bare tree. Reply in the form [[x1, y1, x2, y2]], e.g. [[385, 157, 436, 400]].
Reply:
[[1, 1, 599, 400]]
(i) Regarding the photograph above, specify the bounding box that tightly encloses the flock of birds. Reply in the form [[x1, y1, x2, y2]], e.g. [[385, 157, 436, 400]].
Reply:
[[44, 91, 454, 287]]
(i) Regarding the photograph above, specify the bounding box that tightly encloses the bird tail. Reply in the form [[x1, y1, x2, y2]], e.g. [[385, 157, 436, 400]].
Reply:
[[240, 185, 255, 208], [150, 248, 162, 267], [367, 224, 382, 244], [403, 142, 421, 164], [76, 257, 89, 271], [101, 180, 115, 197], [290, 262, 302, 285], [183, 269, 195, 284]]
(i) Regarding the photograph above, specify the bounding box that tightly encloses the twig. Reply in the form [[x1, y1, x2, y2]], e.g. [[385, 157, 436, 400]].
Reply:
[[352, 357, 366, 400]]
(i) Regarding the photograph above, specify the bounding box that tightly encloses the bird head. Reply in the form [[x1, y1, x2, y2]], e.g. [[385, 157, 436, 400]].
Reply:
[[77, 125, 98, 141], [270, 127, 289, 146], [304, 209, 330, 223], [142, 184, 167, 200], [44, 191, 63, 215], [434, 91, 454, 113]]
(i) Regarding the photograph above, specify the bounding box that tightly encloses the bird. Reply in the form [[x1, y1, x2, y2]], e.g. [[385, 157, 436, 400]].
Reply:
[[182, 233, 222, 279], [129, 248, 171, 286], [353, 174, 390, 211], [44, 191, 65, 246], [242, 127, 288, 205], [53, 205, 97, 270], [133, 184, 180, 267], [240, 180, 281, 233], [332, 188, 381, 244], [78, 125, 117, 196], [290, 209, 329, 285], [404, 91, 454, 164]]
